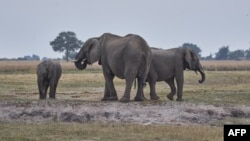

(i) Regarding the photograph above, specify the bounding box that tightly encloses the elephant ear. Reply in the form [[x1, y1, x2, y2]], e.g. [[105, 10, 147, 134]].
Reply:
[[89, 39, 101, 64], [184, 48, 193, 69]]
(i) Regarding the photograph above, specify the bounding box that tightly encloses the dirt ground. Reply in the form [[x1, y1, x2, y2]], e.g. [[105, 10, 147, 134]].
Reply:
[[0, 100, 250, 126]]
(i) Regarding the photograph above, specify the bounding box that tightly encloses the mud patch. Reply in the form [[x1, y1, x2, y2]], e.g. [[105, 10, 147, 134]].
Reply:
[[0, 100, 250, 125]]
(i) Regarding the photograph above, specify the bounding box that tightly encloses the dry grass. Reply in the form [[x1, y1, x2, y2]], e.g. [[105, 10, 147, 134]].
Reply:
[[201, 60, 250, 71], [0, 61, 101, 74], [1, 60, 250, 74], [0, 122, 222, 141], [0, 61, 39, 74]]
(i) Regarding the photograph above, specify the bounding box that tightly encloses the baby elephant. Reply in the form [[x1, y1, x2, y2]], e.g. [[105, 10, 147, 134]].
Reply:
[[36, 60, 62, 99]]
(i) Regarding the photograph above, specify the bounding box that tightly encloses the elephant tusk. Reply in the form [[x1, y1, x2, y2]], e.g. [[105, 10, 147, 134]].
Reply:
[[81, 58, 86, 64], [69, 57, 79, 62], [69, 58, 86, 63]]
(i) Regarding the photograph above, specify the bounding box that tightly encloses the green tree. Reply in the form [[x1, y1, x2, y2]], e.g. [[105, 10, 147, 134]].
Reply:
[[215, 46, 229, 60], [245, 48, 250, 59], [50, 31, 83, 62], [228, 49, 245, 60], [62, 50, 78, 60], [180, 43, 202, 58]]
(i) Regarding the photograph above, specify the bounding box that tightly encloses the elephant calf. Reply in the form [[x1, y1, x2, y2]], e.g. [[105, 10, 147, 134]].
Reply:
[[36, 60, 62, 99], [147, 47, 206, 101]]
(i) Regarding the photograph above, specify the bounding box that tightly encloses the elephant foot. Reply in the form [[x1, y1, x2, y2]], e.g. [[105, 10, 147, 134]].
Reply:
[[167, 94, 173, 101], [134, 96, 146, 101], [49, 94, 56, 99], [119, 96, 130, 103], [49, 95, 56, 99], [101, 97, 109, 101], [150, 95, 160, 100], [108, 96, 118, 101], [176, 98, 183, 101], [39, 95, 46, 99], [102, 96, 118, 101]]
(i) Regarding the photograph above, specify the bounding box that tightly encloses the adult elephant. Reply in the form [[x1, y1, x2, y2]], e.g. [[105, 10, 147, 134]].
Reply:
[[147, 47, 205, 101], [73, 33, 152, 102], [36, 60, 62, 99]]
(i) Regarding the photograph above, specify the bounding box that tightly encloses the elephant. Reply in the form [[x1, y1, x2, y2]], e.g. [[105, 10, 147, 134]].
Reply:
[[73, 33, 152, 102], [36, 60, 62, 99], [146, 47, 206, 101]]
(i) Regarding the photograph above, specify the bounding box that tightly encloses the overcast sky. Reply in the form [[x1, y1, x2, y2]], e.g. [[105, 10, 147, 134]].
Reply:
[[0, 0, 250, 58]]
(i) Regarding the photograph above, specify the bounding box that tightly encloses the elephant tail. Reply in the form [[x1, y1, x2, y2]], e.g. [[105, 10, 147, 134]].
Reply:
[[133, 78, 146, 89], [134, 79, 136, 89], [142, 49, 152, 85]]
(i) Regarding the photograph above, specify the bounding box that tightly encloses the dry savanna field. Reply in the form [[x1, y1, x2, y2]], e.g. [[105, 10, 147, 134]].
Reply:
[[0, 60, 250, 141]]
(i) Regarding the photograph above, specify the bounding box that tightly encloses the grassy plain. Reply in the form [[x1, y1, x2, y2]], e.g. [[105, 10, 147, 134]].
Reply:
[[202, 60, 250, 71], [0, 60, 250, 141], [0, 122, 222, 141]]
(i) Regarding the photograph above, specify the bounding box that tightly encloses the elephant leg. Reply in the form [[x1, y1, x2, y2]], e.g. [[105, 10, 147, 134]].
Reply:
[[120, 67, 139, 102], [49, 82, 56, 99], [134, 77, 148, 101], [119, 77, 134, 102], [175, 72, 184, 101], [53, 83, 58, 98], [166, 77, 176, 101], [38, 82, 46, 99], [102, 72, 118, 101], [102, 80, 118, 101], [149, 80, 160, 100], [44, 83, 49, 98], [40, 81, 49, 99], [102, 82, 110, 101]]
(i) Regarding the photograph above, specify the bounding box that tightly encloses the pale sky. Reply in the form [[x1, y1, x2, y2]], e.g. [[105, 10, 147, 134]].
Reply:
[[0, 0, 250, 59]]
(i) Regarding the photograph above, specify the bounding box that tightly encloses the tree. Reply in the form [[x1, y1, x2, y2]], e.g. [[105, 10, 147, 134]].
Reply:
[[32, 54, 40, 60], [228, 49, 245, 60], [23, 54, 40, 60], [62, 50, 78, 60], [180, 43, 202, 58], [50, 31, 83, 62], [215, 46, 229, 60], [245, 48, 250, 60], [203, 53, 213, 60]]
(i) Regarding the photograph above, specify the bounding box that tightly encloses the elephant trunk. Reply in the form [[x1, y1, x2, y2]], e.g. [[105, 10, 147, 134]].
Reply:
[[198, 68, 205, 83], [74, 59, 87, 70]]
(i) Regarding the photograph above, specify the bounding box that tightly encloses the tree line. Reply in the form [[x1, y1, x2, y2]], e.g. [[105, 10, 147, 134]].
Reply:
[[1, 31, 249, 61], [213, 46, 250, 60], [181, 43, 250, 60]]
